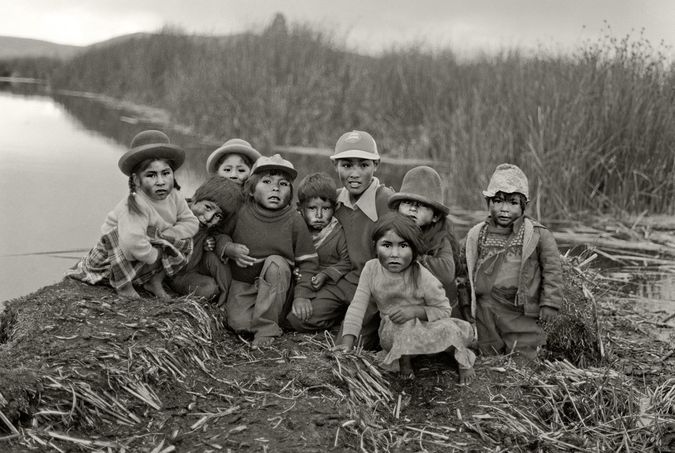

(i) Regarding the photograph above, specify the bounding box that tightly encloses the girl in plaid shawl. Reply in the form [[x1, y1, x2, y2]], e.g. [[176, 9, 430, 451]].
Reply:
[[67, 130, 199, 299]]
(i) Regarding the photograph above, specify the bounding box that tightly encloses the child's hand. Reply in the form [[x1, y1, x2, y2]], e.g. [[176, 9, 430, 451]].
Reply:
[[291, 298, 313, 321], [332, 334, 356, 353], [539, 307, 558, 323], [311, 272, 328, 290], [225, 243, 257, 267], [203, 236, 215, 251], [331, 344, 353, 353], [388, 305, 423, 324]]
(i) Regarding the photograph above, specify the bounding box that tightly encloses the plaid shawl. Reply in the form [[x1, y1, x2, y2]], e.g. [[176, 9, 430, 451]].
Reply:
[[67, 226, 193, 289]]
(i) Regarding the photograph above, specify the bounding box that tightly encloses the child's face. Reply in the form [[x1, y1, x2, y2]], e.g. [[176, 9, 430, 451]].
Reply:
[[488, 192, 523, 227], [133, 160, 174, 201], [397, 200, 439, 227], [334, 158, 378, 200], [301, 197, 334, 232], [376, 230, 413, 273], [253, 173, 292, 210], [190, 200, 223, 228], [217, 154, 251, 185]]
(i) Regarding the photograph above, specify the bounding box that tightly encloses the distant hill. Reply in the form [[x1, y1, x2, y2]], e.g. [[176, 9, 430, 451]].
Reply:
[[0, 36, 82, 60]]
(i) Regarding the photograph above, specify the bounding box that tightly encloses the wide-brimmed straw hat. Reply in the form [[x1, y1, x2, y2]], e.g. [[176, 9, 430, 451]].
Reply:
[[330, 130, 380, 161], [206, 138, 261, 175], [482, 163, 530, 201], [118, 130, 185, 176], [388, 166, 449, 215], [251, 154, 297, 181]]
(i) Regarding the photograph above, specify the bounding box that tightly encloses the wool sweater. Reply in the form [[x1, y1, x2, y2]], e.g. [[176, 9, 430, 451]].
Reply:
[[342, 259, 452, 338], [101, 190, 199, 264], [335, 179, 394, 285], [230, 202, 319, 299], [419, 220, 458, 304]]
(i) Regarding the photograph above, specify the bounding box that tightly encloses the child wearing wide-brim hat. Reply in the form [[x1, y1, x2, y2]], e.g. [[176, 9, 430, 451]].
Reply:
[[206, 138, 262, 186], [68, 130, 199, 300], [388, 166, 461, 309], [222, 153, 319, 348]]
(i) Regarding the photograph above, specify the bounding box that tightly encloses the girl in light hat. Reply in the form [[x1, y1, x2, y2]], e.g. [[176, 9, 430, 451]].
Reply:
[[206, 138, 261, 186], [388, 166, 462, 310], [67, 130, 199, 299]]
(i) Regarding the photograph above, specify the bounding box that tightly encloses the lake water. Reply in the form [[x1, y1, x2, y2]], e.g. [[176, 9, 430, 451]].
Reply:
[[0, 88, 413, 304]]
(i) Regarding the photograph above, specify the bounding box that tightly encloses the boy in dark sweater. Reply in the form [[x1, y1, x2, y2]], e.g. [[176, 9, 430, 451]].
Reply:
[[222, 155, 319, 347], [289, 131, 393, 348]]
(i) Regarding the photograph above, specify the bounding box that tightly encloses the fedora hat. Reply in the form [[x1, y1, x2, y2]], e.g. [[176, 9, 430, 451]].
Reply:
[[330, 130, 380, 161], [118, 130, 185, 176], [388, 166, 449, 215], [206, 138, 262, 175], [251, 154, 298, 181]]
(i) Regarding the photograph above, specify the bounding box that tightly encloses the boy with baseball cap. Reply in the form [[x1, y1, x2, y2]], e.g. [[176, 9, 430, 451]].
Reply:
[[287, 130, 393, 349]]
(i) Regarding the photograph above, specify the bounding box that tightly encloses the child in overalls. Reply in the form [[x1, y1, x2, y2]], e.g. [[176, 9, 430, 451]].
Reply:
[[68, 130, 199, 299], [463, 164, 563, 360], [223, 155, 319, 347]]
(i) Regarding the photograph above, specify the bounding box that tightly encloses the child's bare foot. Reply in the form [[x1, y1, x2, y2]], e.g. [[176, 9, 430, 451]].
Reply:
[[116, 284, 140, 299], [252, 335, 274, 348], [143, 272, 171, 300], [458, 367, 476, 385], [399, 356, 414, 379], [143, 280, 170, 300]]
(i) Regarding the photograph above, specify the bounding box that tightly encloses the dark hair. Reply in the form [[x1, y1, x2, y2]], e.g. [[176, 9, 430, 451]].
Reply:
[[215, 152, 254, 170], [127, 158, 181, 216], [297, 172, 337, 207], [485, 191, 528, 212], [372, 213, 425, 285], [243, 169, 294, 205]]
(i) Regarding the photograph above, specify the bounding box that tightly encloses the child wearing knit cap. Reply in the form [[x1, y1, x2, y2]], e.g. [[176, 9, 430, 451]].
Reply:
[[223, 155, 319, 347], [388, 166, 462, 310], [168, 176, 243, 305], [462, 164, 563, 360]]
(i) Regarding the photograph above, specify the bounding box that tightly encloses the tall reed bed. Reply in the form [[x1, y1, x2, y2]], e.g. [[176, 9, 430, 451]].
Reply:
[[50, 19, 675, 217]]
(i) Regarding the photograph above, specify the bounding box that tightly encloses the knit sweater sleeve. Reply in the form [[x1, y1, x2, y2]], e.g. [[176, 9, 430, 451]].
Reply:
[[342, 260, 376, 338], [292, 213, 319, 299], [117, 201, 158, 265], [419, 266, 453, 322], [322, 228, 352, 283], [161, 192, 200, 240], [420, 237, 456, 298]]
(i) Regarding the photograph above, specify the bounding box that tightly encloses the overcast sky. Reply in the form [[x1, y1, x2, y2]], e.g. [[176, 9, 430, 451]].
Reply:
[[2, 0, 674, 55]]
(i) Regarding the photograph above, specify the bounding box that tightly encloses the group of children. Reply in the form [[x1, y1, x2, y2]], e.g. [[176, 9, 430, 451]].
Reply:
[[68, 128, 562, 381]]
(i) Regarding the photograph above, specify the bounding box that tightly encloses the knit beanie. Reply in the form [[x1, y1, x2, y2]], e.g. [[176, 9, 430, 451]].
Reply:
[[192, 176, 243, 216], [482, 164, 530, 201]]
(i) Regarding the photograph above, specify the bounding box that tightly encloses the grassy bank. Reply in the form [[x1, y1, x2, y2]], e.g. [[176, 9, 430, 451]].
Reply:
[[18, 18, 673, 217]]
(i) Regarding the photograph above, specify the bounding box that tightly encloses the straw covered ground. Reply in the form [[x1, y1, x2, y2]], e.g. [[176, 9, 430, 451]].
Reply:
[[0, 256, 673, 452]]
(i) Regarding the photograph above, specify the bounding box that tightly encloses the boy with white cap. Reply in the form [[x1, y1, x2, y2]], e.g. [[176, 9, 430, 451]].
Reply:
[[463, 163, 562, 360], [287, 130, 393, 349]]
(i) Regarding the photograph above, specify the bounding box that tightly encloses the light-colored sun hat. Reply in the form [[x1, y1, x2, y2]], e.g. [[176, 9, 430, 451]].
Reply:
[[206, 138, 262, 175], [482, 163, 529, 201], [251, 154, 298, 181], [118, 130, 185, 176], [388, 166, 449, 215], [330, 130, 380, 161]]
